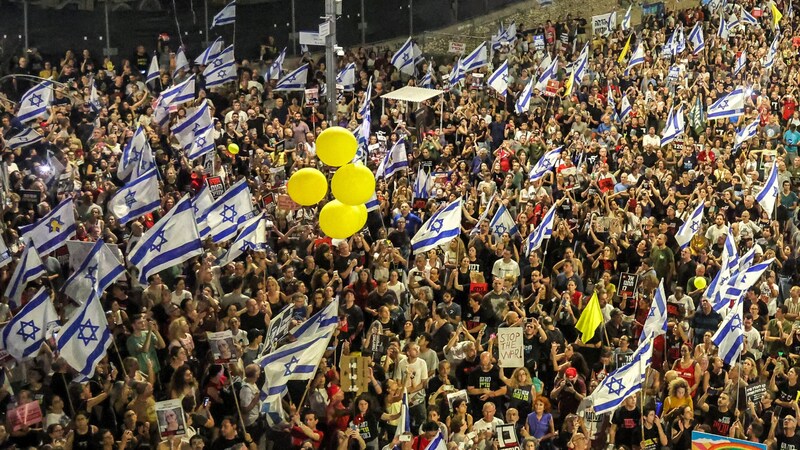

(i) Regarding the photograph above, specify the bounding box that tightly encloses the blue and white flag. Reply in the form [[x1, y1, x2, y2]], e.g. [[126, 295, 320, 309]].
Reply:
[[717, 16, 729, 39], [203, 45, 237, 88], [146, 55, 160, 86], [640, 280, 668, 343], [17, 81, 52, 123], [741, 6, 759, 25], [62, 239, 124, 307], [172, 102, 213, 150], [357, 79, 372, 154], [709, 232, 739, 311], [448, 58, 465, 88], [129, 195, 203, 284], [186, 124, 216, 161], [734, 115, 760, 150], [727, 13, 741, 31], [292, 298, 340, 340], [675, 201, 704, 249], [515, 77, 534, 115], [660, 105, 685, 147], [491, 21, 517, 49], [529, 146, 562, 182], [716, 257, 773, 313], [711, 294, 744, 364], [756, 161, 779, 217], [608, 93, 620, 123], [266, 47, 287, 80], [395, 389, 411, 439], [620, 94, 632, 122], [88, 83, 102, 113], [365, 193, 380, 212], [487, 60, 509, 95], [470, 193, 496, 237], [688, 22, 705, 55], [192, 185, 214, 235], [219, 212, 267, 265], [5, 127, 43, 149], [195, 37, 223, 66], [535, 57, 558, 92], [173, 48, 190, 77], [359, 78, 372, 118], [212, 0, 236, 27], [674, 26, 686, 53], [257, 331, 331, 397], [411, 198, 462, 254], [118, 125, 155, 180], [337, 63, 357, 91], [275, 64, 309, 90], [625, 42, 645, 74], [763, 34, 780, 69], [734, 50, 746, 76], [565, 43, 589, 95], [160, 76, 196, 107], [413, 166, 433, 199], [489, 205, 518, 237], [108, 168, 161, 225], [621, 5, 632, 31], [391, 38, 417, 75], [588, 339, 653, 414], [707, 87, 745, 121], [423, 433, 447, 450], [201, 178, 255, 243], [1, 287, 57, 360], [20, 197, 76, 255], [419, 67, 434, 88], [462, 42, 488, 72], [3, 242, 46, 309], [375, 138, 408, 179], [526, 202, 556, 255]]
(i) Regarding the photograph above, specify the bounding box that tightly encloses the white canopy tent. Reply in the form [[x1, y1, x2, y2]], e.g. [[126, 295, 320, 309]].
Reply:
[[379, 86, 446, 131]]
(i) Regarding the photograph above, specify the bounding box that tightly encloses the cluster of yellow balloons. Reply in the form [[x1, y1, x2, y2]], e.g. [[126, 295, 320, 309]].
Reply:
[[286, 127, 376, 239]]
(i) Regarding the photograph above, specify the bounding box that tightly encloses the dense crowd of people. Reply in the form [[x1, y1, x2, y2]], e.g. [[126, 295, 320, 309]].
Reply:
[[1, 1, 800, 450]]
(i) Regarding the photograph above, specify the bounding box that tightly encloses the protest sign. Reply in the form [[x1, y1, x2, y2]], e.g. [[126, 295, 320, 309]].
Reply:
[[8, 402, 42, 432], [156, 399, 186, 438], [618, 272, 639, 297], [497, 327, 524, 367], [207, 330, 237, 364]]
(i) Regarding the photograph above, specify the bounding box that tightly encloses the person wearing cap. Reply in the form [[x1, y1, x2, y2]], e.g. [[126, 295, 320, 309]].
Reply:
[[551, 367, 586, 423]]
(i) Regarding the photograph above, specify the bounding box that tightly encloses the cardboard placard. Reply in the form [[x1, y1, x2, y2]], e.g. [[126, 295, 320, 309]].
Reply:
[[206, 176, 225, 199], [470, 282, 488, 296], [496, 423, 519, 448], [8, 402, 42, 432], [497, 327, 524, 368], [745, 382, 767, 403], [533, 35, 545, 51], [618, 272, 639, 297], [264, 306, 293, 353], [207, 330, 237, 364], [446, 389, 469, 409], [340, 355, 370, 394], [19, 190, 40, 205], [544, 79, 560, 97], [448, 42, 466, 54], [276, 194, 299, 211], [155, 399, 186, 438], [305, 88, 319, 107]]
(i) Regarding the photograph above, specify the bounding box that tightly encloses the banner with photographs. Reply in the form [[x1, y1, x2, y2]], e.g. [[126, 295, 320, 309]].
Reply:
[[207, 330, 237, 364], [156, 399, 186, 438]]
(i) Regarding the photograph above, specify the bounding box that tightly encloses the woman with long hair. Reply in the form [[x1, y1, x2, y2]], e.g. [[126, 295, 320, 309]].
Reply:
[[499, 366, 535, 420], [663, 378, 693, 418], [445, 398, 473, 431], [672, 344, 702, 397], [169, 365, 199, 401]]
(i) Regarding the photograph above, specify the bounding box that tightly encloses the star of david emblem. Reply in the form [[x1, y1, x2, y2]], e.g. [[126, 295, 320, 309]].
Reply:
[[402, 53, 410, 62], [195, 136, 207, 148], [719, 99, 729, 109], [221, 204, 238, 224], [17, 320, 40, 342], [730, 313, 742, 330], [501, 73, 509, 83], [84, 264, 98, 285], [28, 93, 44, 108], [429, 218, 444, 233], [193, 123, 202, 133], [48, 217, 64, 233], [494, 224, 508, 235], [606, 376, 625, 395], [240, 239, 254, 253], [213, 58, 223, 67], [131, 147, 143, 164], [648, 307, 656, 318], [77, 319, 100, 345], [689, 221, 700, 233], [150, 230, 168, 252], [283, 356, 300, 376], [218, 69, 227, 78], [773, 186, 779, 196], [124, 191, 138, 208], [285, 74, 296, 82]]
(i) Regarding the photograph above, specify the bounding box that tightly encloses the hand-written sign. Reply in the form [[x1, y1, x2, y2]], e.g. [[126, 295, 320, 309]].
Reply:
[[498, 327, 524, 367]]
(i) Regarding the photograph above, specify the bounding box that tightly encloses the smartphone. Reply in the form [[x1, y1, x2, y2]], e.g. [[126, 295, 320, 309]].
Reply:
[[203, 397, 210, 407]]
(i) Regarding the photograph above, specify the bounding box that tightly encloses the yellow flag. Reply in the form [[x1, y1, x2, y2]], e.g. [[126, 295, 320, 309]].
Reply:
[[772, 2, 783, 26], [618, 34, 632, 64], [563, 74, 574, 98], [575, 291, 604, 343]]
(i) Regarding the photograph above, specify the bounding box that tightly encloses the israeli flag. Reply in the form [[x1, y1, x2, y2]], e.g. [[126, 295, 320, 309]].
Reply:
[[193, 186, 214, 236], [661, 31, 676, 59], [515, 77, 535, 115], [734, 115, 760, 150], [266, 47, 287, 80], [529, 146, 562, 182], [420, 67, 434, 88], [462, 41, 488, 72], [715, 258, 773, 313], [203, 45, 237, 88], [20, 197, 76, 255], [173, 48, 190, 77], [588, 339, 652, 414], [1, 287, 57, 360], [674, 27, 686, 53], [708, 232, 738, 311], [413, 166, 433, 199], [218, 212, 267, 265], [195, 37, 223, 66], [365, 193, 380, 212], [756, 161, 779, 217], [608, 93, 620, 122], [391, 38, 417, 75], [718, 16, 729, 39], [3, 241, 46, 309], [201, 178, 255, 243], [734, 50, 746, 76], [566, 43, 589, 94], [146, 55, 160, 86], [487, 60, 509, 95], [621, 5, 632, 31], [489, 205, 518, 237], [741, 6, 759, 25], [707, 87, 745, 121], [375, 138, 409, 179], [108, 168, 161, 226], [470, 193, 497, 237], [275, 64, 309, 90], [763, 35, 779, 69], [688, 22, 705, 55], [186, 124, 216, 161], [727, 13, 741, 31], [625, 42, 645, 74], [604, 11, 617, 36], [172, 102, 213, 150], [423, 433, 447, 450], [534, 57, 558, 92], [17, 81, 52, 123], [257, 331, 332, 397], [711, 295, 744, 364], [640, 280, 668, 344], [5, 127, 43, 150], [337, 63, 357, 91], [117, 126, 155, 181], [411, 198, 463, 254], [292, 298, 340, 340], [160, 76, 196, 107], [56, 279, 112, 379], [491, 21, 517, 49], [88, 82, 102, 113], [620, 94, 632, 122], [660, 105, 685, 147], [675, 201, 704, 249], [62, 239, 124, 307], [448, 58, 465, 88], [526, 202, 556, 255], [212, 0, 236, 27], [395, 389, 411, 438], [129, 194, 203, 284], [359, 77, 372, 117]]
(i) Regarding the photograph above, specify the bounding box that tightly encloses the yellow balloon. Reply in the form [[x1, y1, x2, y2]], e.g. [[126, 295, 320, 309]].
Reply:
[[228, 143, 240, 155], [331, 163, 376, 206], [694, 277, 707, 290], [316, 126, 357, 167], [287, 168, 328, 206], [319, 200, 367, 239]]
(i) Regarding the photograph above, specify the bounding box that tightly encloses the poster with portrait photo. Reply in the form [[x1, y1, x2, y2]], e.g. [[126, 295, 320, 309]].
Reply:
[[207, 330, 237, 364], [446, 389, 469, 410], [156, 399, 186, 438]]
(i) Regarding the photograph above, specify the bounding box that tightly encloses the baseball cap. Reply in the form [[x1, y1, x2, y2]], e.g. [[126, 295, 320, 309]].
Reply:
[[565, 367, 578, 379]]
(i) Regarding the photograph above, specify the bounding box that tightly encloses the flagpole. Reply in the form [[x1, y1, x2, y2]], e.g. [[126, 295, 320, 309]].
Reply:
[[228, 362, 247, 434], [111, 340, 129, 379]]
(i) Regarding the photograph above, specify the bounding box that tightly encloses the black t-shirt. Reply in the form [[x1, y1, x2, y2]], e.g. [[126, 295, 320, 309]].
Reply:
[[776, 432, 800, 450], [641, 423, 661, 450], [777, 380, 800, 415], [704, 406, 735, 436], [611, 407, 641, 447], [210, 435, 245, 450], [467, 366, 503, 413]]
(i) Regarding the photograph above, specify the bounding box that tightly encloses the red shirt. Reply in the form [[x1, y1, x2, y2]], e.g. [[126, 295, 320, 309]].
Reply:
[[290, 426, 324, 449]]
